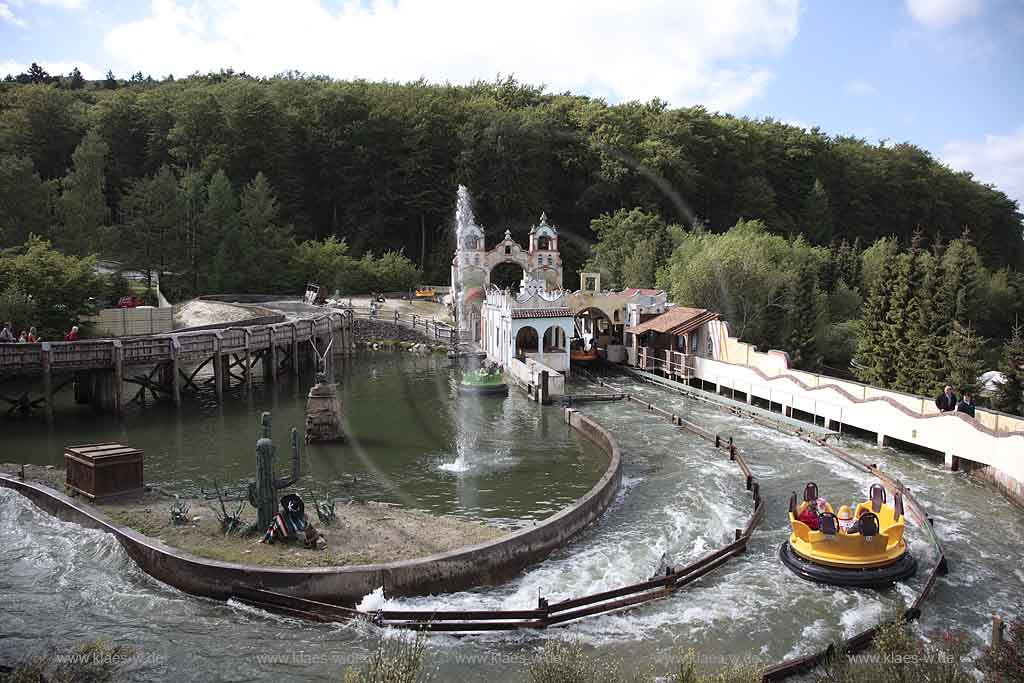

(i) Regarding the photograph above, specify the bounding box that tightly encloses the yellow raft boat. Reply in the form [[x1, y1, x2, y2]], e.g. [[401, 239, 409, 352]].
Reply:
[[779, 482, 917, 588]]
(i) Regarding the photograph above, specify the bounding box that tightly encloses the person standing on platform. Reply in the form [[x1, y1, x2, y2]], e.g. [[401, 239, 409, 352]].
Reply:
[[0, 322, 14, 343], [955, 392, 976, 418], [64, 325, 79, 341], [935, 385, 958, 412]]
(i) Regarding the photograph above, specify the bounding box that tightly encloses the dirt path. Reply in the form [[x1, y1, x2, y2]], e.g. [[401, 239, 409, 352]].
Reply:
[[2, 464, 504, 568]]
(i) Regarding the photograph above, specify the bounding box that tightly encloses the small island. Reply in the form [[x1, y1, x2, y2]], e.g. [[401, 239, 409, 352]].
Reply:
[[1, 463, 504, 569]]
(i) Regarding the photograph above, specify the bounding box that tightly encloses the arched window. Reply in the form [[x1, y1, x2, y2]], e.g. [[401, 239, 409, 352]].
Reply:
[[537, 236, 550, 250]]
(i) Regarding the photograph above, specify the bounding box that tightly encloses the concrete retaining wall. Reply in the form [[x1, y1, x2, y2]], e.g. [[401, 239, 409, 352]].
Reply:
[[85, 307, 174, 337], [0, 410, 622, 606]]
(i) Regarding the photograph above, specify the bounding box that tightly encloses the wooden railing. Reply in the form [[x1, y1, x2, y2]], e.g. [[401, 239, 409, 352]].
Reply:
[[0, 312, 348, 375]]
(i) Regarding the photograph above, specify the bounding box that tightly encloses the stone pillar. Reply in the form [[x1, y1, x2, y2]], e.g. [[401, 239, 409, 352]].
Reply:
[[41, 342, 53, 424], [540, 370, 550, 405], [877, 432, 889, 448], [746, 392, 753, 405], [944, 452, 960, 471]]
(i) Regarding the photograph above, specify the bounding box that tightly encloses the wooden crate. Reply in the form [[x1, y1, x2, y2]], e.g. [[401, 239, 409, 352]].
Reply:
[[65, 443, 144, 500]]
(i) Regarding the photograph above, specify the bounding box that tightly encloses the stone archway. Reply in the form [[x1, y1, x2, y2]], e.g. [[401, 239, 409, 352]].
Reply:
[[490, 259, 527, 290], [515, 326, 539, 359], [574, 306, 615, 348]]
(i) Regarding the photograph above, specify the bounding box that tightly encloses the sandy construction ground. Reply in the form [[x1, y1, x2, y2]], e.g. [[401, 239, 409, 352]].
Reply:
[[174, 299, 265, 329]]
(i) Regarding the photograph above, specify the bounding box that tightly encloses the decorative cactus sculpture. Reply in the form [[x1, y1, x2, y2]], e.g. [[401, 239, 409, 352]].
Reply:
[[247, 412, 302, 533]]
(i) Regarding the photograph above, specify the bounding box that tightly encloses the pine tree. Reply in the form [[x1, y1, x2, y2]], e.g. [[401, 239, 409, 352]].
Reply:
[[179, 169, 206, 296], [993, 323, 1024, 416], [56, 131, 109, 256], [802, 178, 833, 244], [896, 251, 946, 395], [784, 265, 826, 369], [103, 70, 118, 90], [946, 321, 985, 397], [236, 172, 293, 292], [27, 62, 50, 84], [204, 170, 240, 292], [855, 247, 896, 386], [939, 235, 985, 330], [878, 243, 923, 389], [120, 166, 183, 287], [67, 67, 85, 90]]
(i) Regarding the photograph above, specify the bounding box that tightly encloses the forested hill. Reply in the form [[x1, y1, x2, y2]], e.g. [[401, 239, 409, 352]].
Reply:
[[1, 72, 1021, 285]]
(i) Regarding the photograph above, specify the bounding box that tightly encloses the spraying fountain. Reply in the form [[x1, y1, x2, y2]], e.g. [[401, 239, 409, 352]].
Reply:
[[452, 185, 507, 397]]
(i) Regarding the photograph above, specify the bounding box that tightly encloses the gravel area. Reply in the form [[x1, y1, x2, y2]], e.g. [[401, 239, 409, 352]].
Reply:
[[174, 300, 263, 328]]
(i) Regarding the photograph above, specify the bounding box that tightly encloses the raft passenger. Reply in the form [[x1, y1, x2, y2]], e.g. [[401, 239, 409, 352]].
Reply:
[[798, 499, 820, 530]]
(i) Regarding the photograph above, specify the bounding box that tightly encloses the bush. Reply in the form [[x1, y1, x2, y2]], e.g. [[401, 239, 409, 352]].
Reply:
[[816, 612, 972, 683], [528, 640, 652, 683], [980, 615, 1024, 682], [342, 634, 430, 683], [2, 639, 134, 683]]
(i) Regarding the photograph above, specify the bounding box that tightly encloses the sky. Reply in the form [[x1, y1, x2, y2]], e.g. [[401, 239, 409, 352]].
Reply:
[[1, 0, 1022, 208]]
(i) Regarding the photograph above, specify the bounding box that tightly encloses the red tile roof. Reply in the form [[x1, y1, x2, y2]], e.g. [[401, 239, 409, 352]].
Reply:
[[510, 308, 573, 319], [626, 307, 719, 335], [620, 287, 664, 297]]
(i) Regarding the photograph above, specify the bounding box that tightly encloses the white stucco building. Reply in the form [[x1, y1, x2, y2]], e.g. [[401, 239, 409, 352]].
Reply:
[[483, 279, 574, 380]]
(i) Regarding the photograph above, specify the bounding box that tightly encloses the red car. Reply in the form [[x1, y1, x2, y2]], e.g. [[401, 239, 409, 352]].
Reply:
[[118, 295, 143, 308]]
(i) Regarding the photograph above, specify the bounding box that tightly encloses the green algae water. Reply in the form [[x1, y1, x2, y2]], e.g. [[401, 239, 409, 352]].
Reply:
[[0, 353, 606, 525]]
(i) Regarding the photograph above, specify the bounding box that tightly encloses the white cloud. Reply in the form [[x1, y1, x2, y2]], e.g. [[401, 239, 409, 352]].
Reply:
[[906, 0, 982, 28], [844, 80, 878, 96], [102, 0, 801, 111], [33, 0, 88, 7], [0, 0, 85, 27], [942, 126, 1024, 207], [0, 60, 104, 79], [0, 1, 27, 27]]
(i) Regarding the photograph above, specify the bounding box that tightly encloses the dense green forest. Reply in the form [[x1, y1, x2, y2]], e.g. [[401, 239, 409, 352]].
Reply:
[[1, 68, 1021, 284], [0, 67, 1021, 411]]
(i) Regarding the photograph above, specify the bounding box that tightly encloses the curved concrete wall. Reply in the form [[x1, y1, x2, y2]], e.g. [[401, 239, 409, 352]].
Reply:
[[0, 410, 622, 606]]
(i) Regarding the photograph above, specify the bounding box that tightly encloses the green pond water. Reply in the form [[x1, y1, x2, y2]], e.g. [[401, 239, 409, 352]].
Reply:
[[0, 353, 606, 525]]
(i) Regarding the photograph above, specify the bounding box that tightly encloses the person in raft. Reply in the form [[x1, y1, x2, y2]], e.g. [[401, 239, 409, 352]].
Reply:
[[837, 505, 858, 533], [798, 498, 821, 530]]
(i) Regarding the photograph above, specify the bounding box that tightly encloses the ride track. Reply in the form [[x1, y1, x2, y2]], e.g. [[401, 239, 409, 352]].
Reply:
[[238, 372, 948, 683]]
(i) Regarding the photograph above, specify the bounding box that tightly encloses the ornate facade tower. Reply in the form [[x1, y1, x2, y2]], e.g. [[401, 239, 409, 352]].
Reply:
[[528, 213, 562, 290]]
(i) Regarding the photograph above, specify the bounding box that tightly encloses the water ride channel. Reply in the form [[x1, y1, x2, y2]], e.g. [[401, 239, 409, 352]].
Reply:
[[1, 328, 1022, 682]]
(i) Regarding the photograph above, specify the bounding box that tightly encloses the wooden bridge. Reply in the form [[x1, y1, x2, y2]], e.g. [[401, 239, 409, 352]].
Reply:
[[0, 311, 354, 423]]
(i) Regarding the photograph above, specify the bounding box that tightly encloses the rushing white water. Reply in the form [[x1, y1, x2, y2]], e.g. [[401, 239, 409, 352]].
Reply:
[[2, 369, 1023, 682]]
